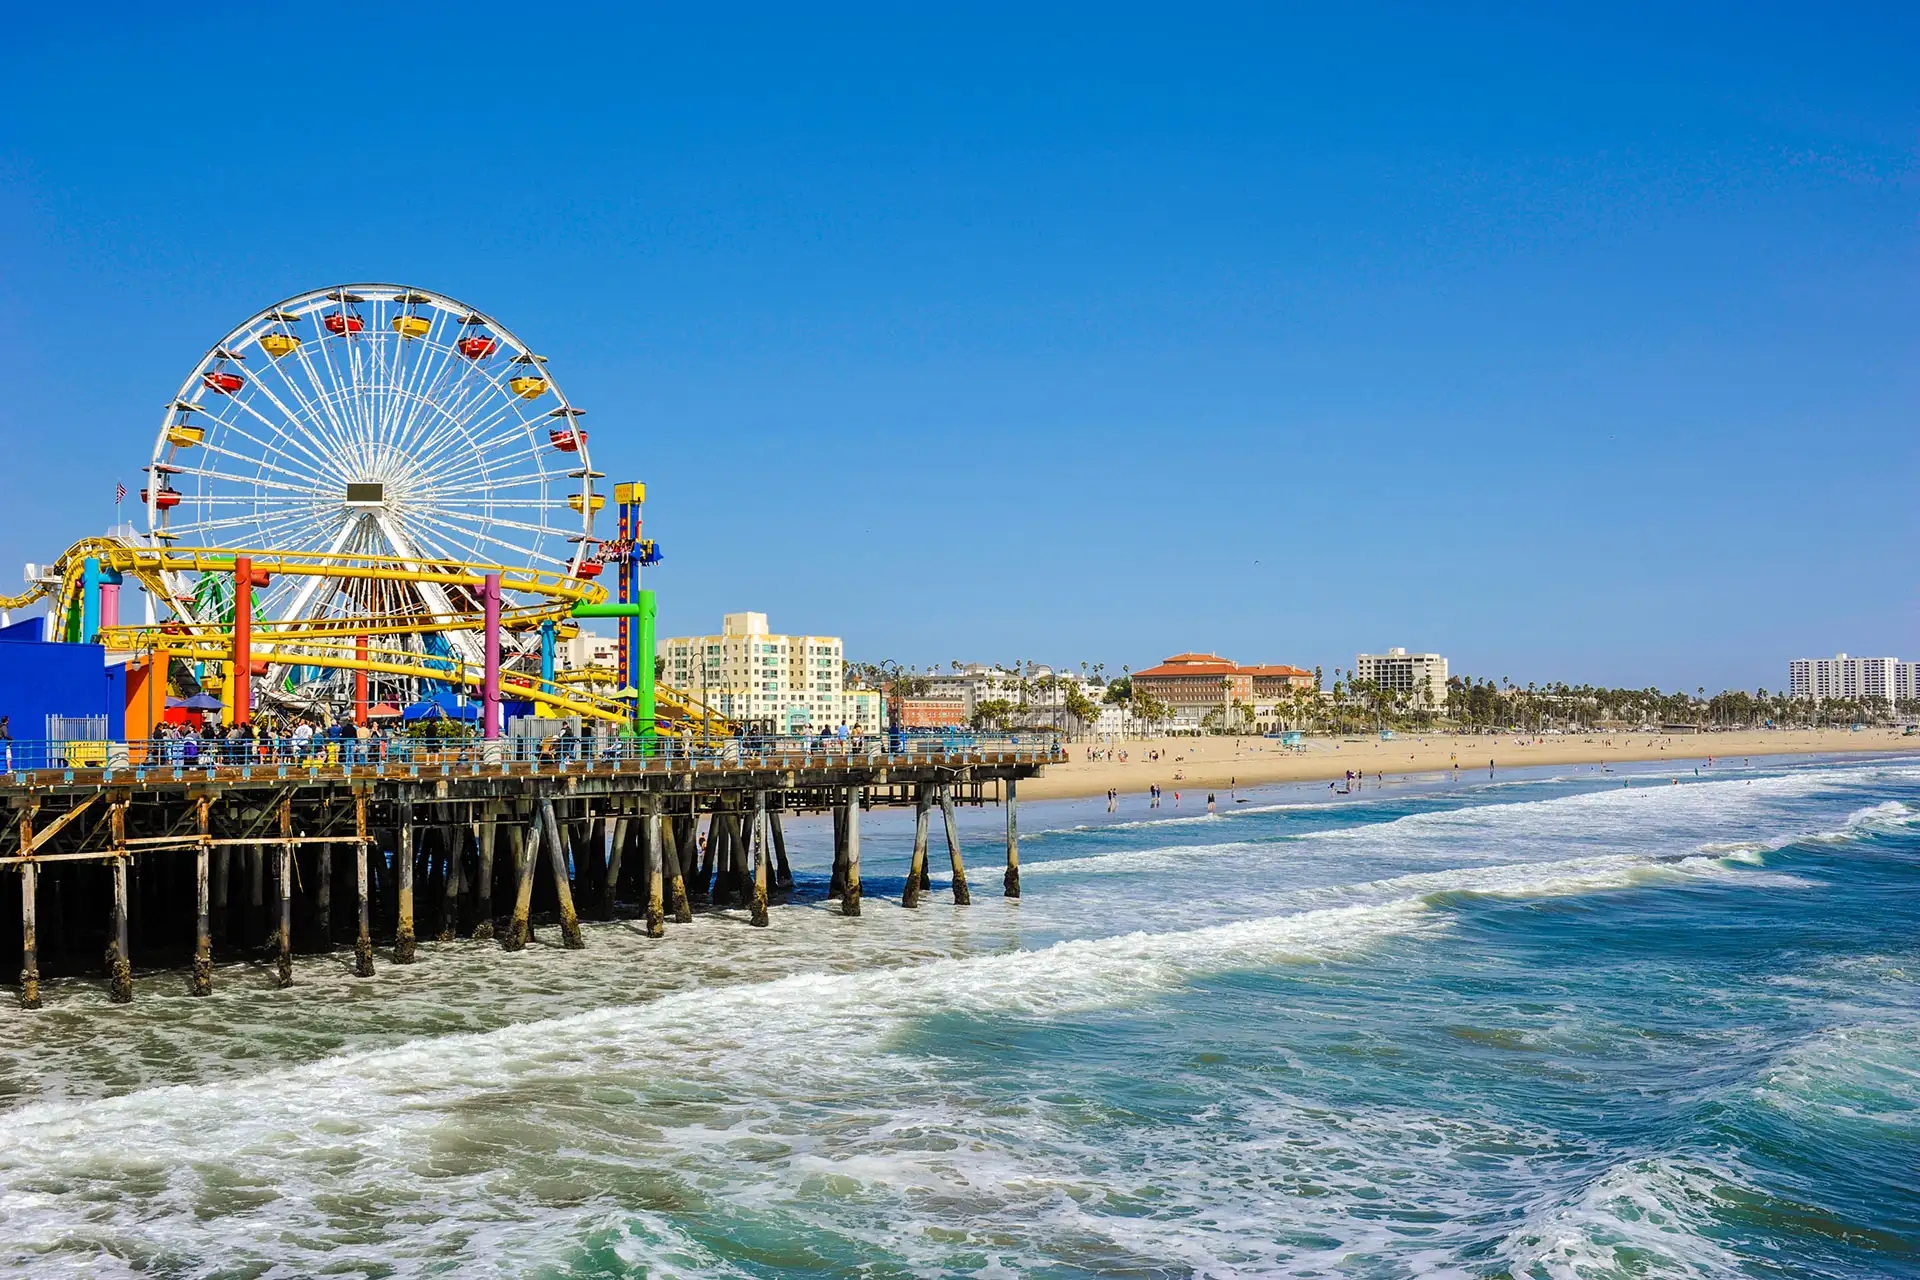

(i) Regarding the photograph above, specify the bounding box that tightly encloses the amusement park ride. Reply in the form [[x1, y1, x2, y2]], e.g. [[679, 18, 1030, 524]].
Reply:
[[0, 283, 726, 746]]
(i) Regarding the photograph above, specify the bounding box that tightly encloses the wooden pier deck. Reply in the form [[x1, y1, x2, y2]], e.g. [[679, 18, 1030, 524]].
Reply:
[[2, 744, 1060, 1006]]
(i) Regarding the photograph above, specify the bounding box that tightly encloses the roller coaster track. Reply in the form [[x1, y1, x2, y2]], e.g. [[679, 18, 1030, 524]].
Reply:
[[10, 538, 730, 732]]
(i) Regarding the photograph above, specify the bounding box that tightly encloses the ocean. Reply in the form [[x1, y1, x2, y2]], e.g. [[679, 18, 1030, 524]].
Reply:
[[0, 755, 1915, 1277]]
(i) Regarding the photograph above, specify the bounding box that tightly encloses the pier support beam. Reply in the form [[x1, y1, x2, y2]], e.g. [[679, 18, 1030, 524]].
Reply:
[[394, 801, 417, 963], [749, 790, 770, 927], [18, 802, 38, 1009], [1004, 779, 1021, 899], [193, 796, 212, 994], [473, 805, 497, 941], [540, 797, 584, 948], [314, 835, 331, 946], [354, 792, 375, 977], [904, 785, 931, 908], [275, 794, 293, 987], [438, 824, 461, 942], [109, 799, 132, 1001], [600, 815, 626, 920], [669, 814, 694, 923], [644, 806, 666, 937], [842, 786, 862, 917], [505, 804, 538, 952], [940, 786, 970, 905], [18, 864, 39, 1010], [770, 809, 793, 890], [829, 804, 848, 901], [694, 814, 717, 904]]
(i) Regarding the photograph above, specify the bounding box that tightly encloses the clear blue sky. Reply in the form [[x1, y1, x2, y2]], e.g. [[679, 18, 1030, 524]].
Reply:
[[2, 4, 1913, 693]]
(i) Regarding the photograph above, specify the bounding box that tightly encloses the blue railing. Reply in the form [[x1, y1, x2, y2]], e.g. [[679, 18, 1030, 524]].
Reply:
[[0, 729, 1063, 783]]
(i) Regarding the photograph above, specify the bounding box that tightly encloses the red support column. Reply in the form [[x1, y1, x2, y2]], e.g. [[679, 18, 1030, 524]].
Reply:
[[355, 634, 370, 727]]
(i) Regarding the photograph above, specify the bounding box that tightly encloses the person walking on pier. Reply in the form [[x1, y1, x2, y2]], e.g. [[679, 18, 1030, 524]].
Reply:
[[0, 715, 12, 771]]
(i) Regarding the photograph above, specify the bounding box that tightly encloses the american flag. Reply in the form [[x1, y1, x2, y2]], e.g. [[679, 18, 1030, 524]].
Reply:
[[115, 482, 127, 504]]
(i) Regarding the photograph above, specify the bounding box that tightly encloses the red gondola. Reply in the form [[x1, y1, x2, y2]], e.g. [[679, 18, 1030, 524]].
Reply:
[[140, 488, 182, 510], [202, 370, 244, 394], [324, 311, 365, 335], [458, 336, 498, 359], [549, 426, 587, 451], [573, 560, 603, 579]]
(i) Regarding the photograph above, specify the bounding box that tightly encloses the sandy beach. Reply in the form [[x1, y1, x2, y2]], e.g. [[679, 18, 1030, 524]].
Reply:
[[1023, 727, 1920, 801]]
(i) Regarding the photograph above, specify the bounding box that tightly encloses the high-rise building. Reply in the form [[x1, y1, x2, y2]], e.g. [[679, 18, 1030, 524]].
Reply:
[[1789, 654, 1909, 705], [1354, 648, 1449, 708], [657, 612, 881, 733]]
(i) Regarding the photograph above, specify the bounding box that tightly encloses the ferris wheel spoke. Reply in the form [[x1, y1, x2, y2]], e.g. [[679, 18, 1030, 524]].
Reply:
[[228, 352, 358, 475], [221, 391, 351, 486], [419, 437, 552, 491], [170, 440, 333, 496], [281, 331, 366, 466], [403, 508, 566, 568], [257, 344, 363, 471]]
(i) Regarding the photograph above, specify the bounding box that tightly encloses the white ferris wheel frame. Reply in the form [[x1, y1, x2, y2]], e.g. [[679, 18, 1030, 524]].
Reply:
[[146, 283, 597, 649]]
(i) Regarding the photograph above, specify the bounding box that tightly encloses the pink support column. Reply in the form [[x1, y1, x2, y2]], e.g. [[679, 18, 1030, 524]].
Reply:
[[482, 573, 502, 740], [99, 582, 120, 631]]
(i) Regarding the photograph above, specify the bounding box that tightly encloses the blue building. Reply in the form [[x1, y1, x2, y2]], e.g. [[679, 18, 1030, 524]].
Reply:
[[0, 618, 126, 767]]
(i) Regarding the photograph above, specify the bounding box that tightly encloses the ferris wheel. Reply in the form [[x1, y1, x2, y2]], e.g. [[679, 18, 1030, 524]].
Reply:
[[144, 284, 600, 673]]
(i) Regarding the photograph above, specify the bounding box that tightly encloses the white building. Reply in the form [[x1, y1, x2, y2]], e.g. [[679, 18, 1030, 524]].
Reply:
[[922, 662, 1108, 725], [555, 631, 621, 673], [658, 612, 881, 734], [1790, 654, 1911, 705], [1354, 648, 1449, 708]]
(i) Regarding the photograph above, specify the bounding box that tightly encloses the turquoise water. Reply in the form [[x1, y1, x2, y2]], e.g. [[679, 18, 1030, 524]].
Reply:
[[1, 756, 1916, 1277]]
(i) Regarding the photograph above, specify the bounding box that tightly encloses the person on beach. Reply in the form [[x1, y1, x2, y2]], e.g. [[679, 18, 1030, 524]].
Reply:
[[1207, 793, 1215, 812]]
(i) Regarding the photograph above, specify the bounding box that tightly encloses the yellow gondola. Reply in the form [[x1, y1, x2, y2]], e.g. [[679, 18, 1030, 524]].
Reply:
[[260, 332, 302, 357], [165, 423, 205, 447], [392, 315, 431, 339], [567, 493, 606, 514], [509, 375, 549, 400]]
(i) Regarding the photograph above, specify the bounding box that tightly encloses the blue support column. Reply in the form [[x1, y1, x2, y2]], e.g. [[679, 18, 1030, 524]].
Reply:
[[80, 557, 103, 644], [540, 620, 556, 689]]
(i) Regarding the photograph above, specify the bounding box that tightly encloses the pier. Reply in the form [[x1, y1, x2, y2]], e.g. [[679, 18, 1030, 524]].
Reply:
[[3, 738, 1058, 1006]]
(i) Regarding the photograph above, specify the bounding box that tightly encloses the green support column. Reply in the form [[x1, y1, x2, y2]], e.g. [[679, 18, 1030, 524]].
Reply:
[[636, 589, 656, 745]]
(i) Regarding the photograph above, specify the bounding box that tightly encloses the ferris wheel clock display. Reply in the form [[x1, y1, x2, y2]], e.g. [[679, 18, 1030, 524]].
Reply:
[[145, 284, 600, 667]]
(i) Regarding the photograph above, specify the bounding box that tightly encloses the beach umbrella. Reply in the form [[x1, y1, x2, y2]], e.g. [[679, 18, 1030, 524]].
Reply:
[[366, 703, 404, 720], [172, 693, 224, 711]]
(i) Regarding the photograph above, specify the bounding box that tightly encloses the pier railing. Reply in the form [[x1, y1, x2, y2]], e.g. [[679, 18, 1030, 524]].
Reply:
[[1, 731, 1064, 788]]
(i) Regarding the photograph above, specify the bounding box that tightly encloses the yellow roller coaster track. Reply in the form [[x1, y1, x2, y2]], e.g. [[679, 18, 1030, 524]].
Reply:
[[9, 538, 730, 733]]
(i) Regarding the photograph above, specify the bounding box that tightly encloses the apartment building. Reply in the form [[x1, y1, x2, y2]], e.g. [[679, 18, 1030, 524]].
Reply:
[[1790, 654, 1914, 705], [1354, 648, 1450, 709], [657, 611, 881, 733]]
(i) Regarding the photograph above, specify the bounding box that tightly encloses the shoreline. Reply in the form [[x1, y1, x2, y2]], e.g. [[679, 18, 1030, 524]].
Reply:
[[1019, 728, 1920, 802]]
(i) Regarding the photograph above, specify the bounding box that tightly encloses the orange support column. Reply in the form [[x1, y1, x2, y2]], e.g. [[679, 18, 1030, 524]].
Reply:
[[230, 557, 271, 726]]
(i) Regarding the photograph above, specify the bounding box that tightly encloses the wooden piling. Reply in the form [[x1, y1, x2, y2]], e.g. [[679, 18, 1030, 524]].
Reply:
[[669, 813, 694, 923], [770, 809, 793, 889], [314, 835, 332, 945], [1004, 778, 1021, 899], [722, 811, 747, 908], [247, 846, 265, 949], [353, 791, 375, 977], [842, 785, 862, 917], [18, 801, 38, 1009], [601, 815, 626, 920], [109, 798, 132, 1001], [472, 804, 497, 941], [644, 807, 666, 937], [505, 803, 539, 952], [749, 790, 770, 927], [437, 823, 461, 942], [539, 797, 584, 948], [693, 813, 717, 904], [903, 785, 931, 908], [829, 804, 848, 901], [394, 801, 417, 963], [939, 785, 970, 905], [275, 794, 293, 987], [192, 795, 212, 995]]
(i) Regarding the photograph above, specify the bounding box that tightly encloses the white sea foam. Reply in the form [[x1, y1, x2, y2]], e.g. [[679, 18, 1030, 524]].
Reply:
[[1496, 1154, 1752, 1279]]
